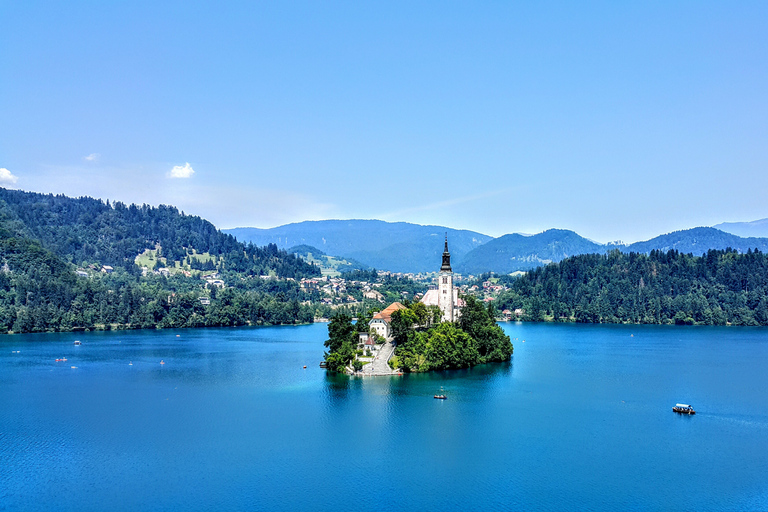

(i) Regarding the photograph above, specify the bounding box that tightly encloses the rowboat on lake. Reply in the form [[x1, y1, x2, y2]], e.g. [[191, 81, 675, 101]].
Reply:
[[673, 403, 695, 415]]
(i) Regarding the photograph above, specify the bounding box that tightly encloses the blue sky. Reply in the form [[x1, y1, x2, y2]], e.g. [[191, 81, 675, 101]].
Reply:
[[1, 1, 767, 243]]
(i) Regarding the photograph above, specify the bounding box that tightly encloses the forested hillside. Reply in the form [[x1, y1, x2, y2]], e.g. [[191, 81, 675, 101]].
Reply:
[[624, 227, 768, 256], [0, 188, 320, 334], [497, 249, 768, 326], [0, 188, 318, 278]]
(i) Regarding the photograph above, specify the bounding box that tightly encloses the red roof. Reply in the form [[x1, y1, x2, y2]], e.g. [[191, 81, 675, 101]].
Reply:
[[371, 302, 407, 323]]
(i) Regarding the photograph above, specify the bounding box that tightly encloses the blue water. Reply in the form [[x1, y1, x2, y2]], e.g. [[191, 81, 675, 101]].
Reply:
[[2, 323, 768, 511]]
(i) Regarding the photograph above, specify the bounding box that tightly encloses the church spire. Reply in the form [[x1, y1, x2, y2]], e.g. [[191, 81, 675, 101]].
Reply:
[[441, 233, 452, 272]]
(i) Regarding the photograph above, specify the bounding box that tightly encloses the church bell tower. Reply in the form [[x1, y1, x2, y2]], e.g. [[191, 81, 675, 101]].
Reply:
[[438, 234, 455, 322]]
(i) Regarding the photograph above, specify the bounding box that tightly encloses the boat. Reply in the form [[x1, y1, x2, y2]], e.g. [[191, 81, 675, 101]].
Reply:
[[319, 361, 328, 368], [160, 360, 165, 365], [434, 394, 447, 400], [74, 340, 81, 345], [673, 403, 696, 415], [55, 358, 67, 362]]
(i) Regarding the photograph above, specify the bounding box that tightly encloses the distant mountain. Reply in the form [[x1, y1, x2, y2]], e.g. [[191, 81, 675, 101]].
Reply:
[[456, 229, 606, 275], [713, 218, 768, 238], [624, 227, 768, 255], [225, 220, 492, 273], [456, 227, 768, 275], [228, 220, 768, 276]]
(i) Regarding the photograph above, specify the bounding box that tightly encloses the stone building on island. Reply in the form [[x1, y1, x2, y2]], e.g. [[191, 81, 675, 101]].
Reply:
[[419, 235, 461, 322], [369, 301, 407, 339], [369, 236, 462, 339]]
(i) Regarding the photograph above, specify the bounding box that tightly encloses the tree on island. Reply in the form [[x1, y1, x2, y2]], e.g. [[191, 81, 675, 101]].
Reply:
[[323, 296, 513, 374], [390, 295, 513, 372], [323, 313, 357, 373]]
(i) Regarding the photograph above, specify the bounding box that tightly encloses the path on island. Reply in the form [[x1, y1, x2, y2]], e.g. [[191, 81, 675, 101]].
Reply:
[[362, 340, 399, 376]]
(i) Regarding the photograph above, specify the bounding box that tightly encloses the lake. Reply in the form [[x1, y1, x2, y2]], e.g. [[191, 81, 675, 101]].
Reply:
[[2, 322, 768, 511]]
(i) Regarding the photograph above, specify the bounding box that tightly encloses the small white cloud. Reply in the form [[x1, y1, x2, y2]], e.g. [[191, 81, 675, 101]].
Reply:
[[0, 168, 19, 185], [168, 162, 195, 178], [84, 153, 100, 162]]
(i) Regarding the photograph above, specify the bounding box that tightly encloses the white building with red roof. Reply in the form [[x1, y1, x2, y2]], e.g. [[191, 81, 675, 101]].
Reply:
[[369, 302, 407, 339]]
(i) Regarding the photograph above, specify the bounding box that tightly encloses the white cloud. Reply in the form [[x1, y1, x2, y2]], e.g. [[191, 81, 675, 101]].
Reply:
[[84, 153, 100, 162], [0, 168, 19, 185], [168, 162, 195, 178]]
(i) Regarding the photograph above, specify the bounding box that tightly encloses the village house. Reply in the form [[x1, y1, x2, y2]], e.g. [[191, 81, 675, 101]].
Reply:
[[369, 302, 407, 339], [363, 289, 385, 302]]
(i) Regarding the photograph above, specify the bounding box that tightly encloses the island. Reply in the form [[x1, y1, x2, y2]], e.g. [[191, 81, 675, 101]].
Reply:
[[323, 237, 513, 374]]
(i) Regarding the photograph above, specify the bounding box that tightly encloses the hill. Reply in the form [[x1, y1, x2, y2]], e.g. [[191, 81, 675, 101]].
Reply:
[[225, 220, 492, 273], [0, 188, 320, 334], [456, 229, 606, 275], [287, 244, 369, 276], [497, 248, 768, 326], [713, 218, 768, 238], [0, 188, 318, 278], [624, 227, 768, 255], [458, 227, 768, 275]]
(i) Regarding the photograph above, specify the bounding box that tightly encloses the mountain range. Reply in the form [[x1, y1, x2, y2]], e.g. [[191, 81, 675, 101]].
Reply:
[[225, 220, 492, 273], [713, 218, 768, 238], [225, 220, 768, 275]]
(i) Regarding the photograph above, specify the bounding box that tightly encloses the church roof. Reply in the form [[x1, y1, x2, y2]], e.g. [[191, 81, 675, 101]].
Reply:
[[420, 288, 462, 307], [441, 235, 452, 272], [371, 302, 407, 323]]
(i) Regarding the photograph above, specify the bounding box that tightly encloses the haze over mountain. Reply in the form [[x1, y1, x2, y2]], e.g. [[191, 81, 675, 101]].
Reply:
[[456, 229, 606, 275], [225, 221, 492, 273], [461, 227, 768, 274], [713, 218, 768, 239], [624, 227, 768, 255], [229, 220, 768, 275]]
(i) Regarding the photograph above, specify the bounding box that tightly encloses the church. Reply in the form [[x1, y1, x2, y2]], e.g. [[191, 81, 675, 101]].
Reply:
[[419, 235, 462, 322], [368, 236, 461, 338]]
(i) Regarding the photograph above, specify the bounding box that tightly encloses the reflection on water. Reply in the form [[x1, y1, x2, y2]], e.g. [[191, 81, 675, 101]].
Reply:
[[1, 322, 767, 511]]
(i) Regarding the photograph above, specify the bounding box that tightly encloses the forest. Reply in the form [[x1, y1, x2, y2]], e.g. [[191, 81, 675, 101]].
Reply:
[[0, 189, 320, 333], [496, 248, 768, 326], [0, 188, 318, 278]]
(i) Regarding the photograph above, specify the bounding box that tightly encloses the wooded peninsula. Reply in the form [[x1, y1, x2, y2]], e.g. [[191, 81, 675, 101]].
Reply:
[[497, 248, 768, 326]]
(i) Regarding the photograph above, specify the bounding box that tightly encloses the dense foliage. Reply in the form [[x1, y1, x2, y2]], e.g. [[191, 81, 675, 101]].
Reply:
[[390, 297, 512, 372], [0, 189, 320, 334], [497, 249, 768, 326], [323, 313, 369, 373], [0, 239, 315, 333], [0, 188, 319, 278]]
